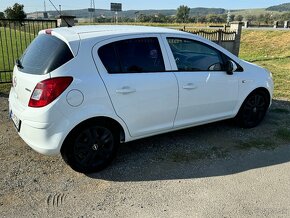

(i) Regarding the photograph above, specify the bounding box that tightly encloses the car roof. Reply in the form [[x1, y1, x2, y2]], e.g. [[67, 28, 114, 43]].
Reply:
[[61, 25, 179, 35], [51, 25, 183, 41], [40, 25, 239, 63], [45, 25, 186, 55]]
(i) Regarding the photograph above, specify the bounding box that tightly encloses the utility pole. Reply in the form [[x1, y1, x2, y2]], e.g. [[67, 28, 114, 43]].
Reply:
[[134, 11, 139, 22], [43, 0, 48, 18], [227, 10, 231, 24], [88, 0, 96, 23]]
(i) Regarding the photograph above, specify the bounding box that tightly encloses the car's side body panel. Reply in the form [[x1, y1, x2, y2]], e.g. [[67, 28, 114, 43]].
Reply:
[[8, 25, 274, 157], [232, 61, 273, 115], [92, 34, 179, 137], [160, 34, 239, 127]]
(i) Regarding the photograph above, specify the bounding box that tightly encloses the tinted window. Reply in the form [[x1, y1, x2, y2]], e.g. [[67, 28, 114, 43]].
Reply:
[[167, 38, 224, 71], [20, 34, 74, 75], [98, 37, 165, 73], [98, 43, 121, 73]]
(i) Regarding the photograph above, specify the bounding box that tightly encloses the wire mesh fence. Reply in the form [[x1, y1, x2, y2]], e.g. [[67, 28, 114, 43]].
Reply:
[[0, 19, 57, 83]]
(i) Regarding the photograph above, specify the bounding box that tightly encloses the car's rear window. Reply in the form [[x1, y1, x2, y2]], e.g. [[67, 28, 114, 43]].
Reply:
[[98, 37, 165, 74], [19, 34, 74, 75]]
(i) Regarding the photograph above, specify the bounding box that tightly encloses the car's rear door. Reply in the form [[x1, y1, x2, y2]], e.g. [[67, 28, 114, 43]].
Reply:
[[93, 34, 178, 138], [162, 34, 239, 127]]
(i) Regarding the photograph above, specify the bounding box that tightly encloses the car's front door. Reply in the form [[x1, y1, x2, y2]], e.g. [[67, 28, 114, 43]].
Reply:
[[93, 35, 178, 137], [162, 35, 239, 127]]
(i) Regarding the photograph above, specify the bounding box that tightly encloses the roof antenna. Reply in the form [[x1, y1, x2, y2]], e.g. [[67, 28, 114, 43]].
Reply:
[[48, 0, 72, 27]]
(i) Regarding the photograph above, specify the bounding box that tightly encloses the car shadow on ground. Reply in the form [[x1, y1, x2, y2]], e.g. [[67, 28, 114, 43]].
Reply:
[[88, 99, 290, 182]]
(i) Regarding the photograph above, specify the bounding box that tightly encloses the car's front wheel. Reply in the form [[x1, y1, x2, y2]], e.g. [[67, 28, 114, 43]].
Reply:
[[236, 90, 270, 128], [61, 122, 118, 173]]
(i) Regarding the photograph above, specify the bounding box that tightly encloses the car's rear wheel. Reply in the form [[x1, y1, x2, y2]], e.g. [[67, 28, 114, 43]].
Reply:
[[236, 90, 269, 128], [61, 122, 118, 173]]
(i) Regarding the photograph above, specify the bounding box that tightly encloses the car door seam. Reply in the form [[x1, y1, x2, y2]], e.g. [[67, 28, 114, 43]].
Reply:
[[91, 45, 132, 137], [172, 72, 180, 127]]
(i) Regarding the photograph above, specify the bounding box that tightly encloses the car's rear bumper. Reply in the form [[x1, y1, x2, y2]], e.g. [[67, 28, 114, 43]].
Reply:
[[8, 88, 66, 155]]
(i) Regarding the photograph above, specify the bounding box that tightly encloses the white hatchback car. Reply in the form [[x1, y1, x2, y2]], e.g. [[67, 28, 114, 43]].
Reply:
[[9, 25, 273, 173]]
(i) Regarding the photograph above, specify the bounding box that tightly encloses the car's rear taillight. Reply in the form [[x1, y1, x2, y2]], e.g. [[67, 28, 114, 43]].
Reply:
[[28, 77, 73, 108]]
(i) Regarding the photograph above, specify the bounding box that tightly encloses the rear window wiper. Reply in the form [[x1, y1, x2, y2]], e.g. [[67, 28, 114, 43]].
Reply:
[[16, 59, 23, 69]]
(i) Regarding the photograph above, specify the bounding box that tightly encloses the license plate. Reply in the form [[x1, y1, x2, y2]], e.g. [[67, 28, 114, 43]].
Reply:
[[10, 110, 21, 132]]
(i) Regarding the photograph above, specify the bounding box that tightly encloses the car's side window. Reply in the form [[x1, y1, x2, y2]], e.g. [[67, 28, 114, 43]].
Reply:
[[167, 37, 224, 72], [98, 43, 121, 73], [98, 37, 165, 74]]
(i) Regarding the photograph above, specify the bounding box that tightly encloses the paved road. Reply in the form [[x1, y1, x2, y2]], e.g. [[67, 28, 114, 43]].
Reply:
[[243, 27, 290, 31], [1, 96, 290, 217]]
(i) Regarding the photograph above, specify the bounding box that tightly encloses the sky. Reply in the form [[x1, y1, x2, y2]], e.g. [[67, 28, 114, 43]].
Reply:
[[0, 0, 289, 13]]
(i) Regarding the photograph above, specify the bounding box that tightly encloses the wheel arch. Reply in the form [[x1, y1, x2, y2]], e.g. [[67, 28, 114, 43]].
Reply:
[[234, 86, 272, 117], [61, 116, 126, 152], [245, 87, 271, 107], [235, 86, 271, 117]]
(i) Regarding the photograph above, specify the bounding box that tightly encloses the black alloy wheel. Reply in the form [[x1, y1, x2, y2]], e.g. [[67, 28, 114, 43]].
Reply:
[[62, 123, 117, 173], [237, 91, 269, 128]]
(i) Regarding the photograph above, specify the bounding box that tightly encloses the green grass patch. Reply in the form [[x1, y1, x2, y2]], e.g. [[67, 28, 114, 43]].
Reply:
[[240, 30, 290, 61], [275, 128, 290, 141], [169, 146, 229, 162], [237, 138, 277, 150], [239, 30, 290, 100], [270, 108, 290, 114], [256, 59, 290, 99], [0, 27, 35, 73]]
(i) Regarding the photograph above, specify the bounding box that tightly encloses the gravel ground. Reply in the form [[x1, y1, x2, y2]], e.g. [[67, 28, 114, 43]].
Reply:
[[1, 93, 290, 218]]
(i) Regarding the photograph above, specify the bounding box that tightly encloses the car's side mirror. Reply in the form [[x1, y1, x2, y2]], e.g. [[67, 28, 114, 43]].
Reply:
[[225, 60, 238, 75]]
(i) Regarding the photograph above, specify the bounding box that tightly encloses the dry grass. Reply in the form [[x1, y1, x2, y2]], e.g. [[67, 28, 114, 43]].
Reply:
[[240, 30, 290, 61], [240, 30, 290, 100]]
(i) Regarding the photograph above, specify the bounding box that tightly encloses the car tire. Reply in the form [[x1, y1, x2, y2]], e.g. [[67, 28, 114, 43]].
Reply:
[[61, 121, 118, 173], [236, 90, 269, 128]]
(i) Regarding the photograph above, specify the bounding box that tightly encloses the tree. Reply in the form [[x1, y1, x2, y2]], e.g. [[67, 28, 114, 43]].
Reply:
[[138, 14, 151, 22], [235, 15, 244, 22], [245, 14, 257, 22], [176, 5, 190, 23], [150, 14, 167, 23], [263, 13, 272, 24], [282, 12, 290, 20], [206, 14, 226, 23], [197, 15, 207, 23], [0, 12, 5, 19], [4, 3, 26, 20]]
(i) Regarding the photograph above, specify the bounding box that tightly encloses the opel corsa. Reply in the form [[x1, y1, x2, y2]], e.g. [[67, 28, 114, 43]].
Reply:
[[9, 26, 274, 173]]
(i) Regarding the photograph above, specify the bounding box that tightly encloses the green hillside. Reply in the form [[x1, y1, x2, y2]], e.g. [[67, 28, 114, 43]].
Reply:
[[266, 3, 290, 12], [26, 2, 290, 19], [231, 8, 283, 17], [29, 7, 226, 19]]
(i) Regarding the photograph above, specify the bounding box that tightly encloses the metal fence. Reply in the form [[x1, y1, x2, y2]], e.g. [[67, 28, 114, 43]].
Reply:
[[0, 19, 57, 83], [184, 29, 237, 44], [182, 28, 240, 56]]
